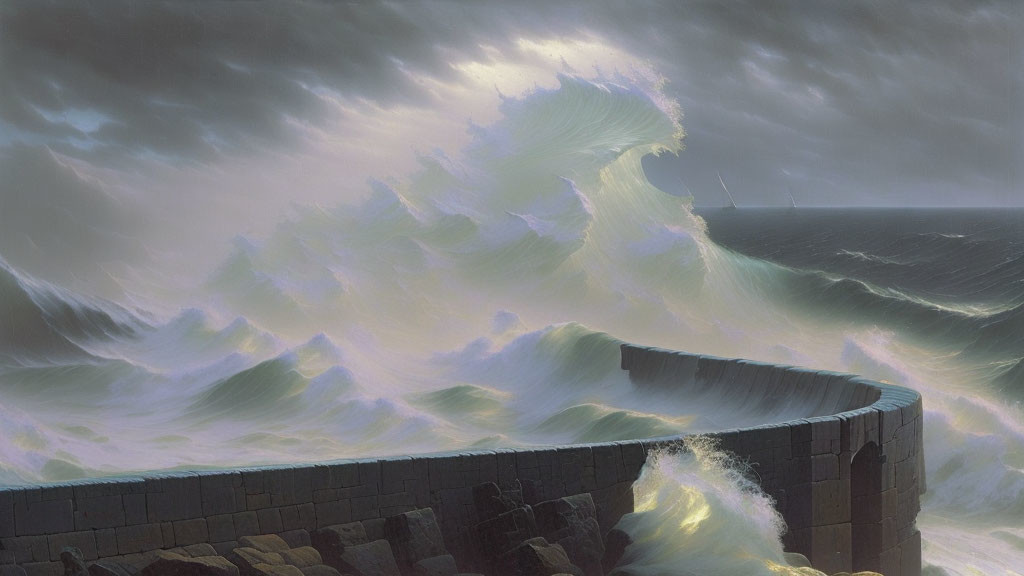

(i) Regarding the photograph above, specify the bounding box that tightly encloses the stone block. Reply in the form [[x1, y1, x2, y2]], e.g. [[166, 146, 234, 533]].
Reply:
[[172, 518, 209, 546], [233, 511, 260, 538], [160, 523, 174, 548], [19, 562, 60, 576], [335, 539, 400, 576], [213, 540, 238, 557], [278, 529, 311, 549], [95, 528, 118, 558], [243, 471, 265, 495], [878, 545, 901, 576], [811, 480, 850, 526], [310, 522, 368, 569], [896, 458, 918, 493], [140, 550, 239, 576], [281, 547, 322, 568], [0, 492, 13, 539], [878, 407, 902, 443], [208, 514, 235, 543], [184, 543, 218, 557], [810, 523, 851, 575], [123, 495, 147, 526], [46, 531, 97, 561], [258, 508, 284, 534], [357, 461, 381, 489], [315, 500, 352, 528], [248, 493, 273, 511], [74, 496, 125, 530], [811, 454, 839, 482], [1, 535, 50, 563], [894, 422, 917, 463], [383, 508, 446, 573], [14, 499, 74, 536], [350, 497, 378, 521], [146, 476, 203, 523], [115, 523, 164, 555], [239, 534, 290, 553]]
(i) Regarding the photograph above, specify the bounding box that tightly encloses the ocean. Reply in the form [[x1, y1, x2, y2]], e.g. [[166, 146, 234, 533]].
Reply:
[[0, 76, 1020, 576]]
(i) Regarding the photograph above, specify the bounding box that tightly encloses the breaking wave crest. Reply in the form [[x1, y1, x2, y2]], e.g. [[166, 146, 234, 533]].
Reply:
[[0, 73, 1020, 575]]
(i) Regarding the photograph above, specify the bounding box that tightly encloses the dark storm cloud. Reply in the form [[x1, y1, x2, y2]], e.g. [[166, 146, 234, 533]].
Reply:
[[0, 0, 499, 162], [0, 0, 1019, 204]]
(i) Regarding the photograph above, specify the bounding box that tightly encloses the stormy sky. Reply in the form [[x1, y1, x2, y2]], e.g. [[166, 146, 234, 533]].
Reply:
[[0, 0, 1020, 289]]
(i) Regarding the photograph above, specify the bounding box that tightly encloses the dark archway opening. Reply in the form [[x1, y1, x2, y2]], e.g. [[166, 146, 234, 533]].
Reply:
[[851, 441, 883, 571]]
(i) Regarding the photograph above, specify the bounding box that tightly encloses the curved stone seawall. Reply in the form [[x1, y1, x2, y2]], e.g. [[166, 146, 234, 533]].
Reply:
[[0, 343, 924, 576]]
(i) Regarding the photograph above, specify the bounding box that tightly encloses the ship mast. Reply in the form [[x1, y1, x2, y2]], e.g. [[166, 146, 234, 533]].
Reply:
[[717, 171, 737, 209]]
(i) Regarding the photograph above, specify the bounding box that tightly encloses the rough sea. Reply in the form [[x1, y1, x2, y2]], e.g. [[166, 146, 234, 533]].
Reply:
[[0, 76, 1020, 575]]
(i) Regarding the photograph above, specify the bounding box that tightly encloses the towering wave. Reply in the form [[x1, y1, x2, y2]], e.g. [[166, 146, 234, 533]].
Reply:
[[0, 73, 1020, 575]]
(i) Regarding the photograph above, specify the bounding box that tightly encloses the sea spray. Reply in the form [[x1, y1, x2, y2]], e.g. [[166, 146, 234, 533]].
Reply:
[[612, 436, 826, 576]]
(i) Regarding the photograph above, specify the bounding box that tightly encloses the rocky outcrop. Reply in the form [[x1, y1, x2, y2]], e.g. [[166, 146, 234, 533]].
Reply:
[[533, 495, 603, 576], [61, 547, 89, 576], [384, 508, 448, 574], [139, 550, 239, 576], [498, 538, 581, 576], [333, 540, 401, 576], [599, 529, 631, 574]]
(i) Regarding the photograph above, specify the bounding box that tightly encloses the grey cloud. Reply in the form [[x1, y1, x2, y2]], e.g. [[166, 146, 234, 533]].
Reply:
[[0, 144, 145, 294], [0, 0, 1019, 205]]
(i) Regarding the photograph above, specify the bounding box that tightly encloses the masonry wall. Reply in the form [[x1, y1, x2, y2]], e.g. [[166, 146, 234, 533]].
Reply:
[[0, 343, 924, 576], [621, 344, 925, 576]]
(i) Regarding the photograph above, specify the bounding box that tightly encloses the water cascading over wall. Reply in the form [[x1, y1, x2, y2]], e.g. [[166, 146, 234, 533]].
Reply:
[[0, 343, 925, 576]]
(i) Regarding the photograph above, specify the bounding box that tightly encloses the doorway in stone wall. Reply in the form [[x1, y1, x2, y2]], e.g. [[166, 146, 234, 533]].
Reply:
[[851, 441, 883, 572]]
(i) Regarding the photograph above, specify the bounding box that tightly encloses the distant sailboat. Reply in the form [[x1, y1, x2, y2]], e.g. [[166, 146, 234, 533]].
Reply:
[[717, 171, 738, 210]]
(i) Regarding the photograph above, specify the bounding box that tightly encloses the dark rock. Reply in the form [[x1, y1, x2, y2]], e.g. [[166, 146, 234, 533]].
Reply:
[[533, 495, 603, 576], [472, 481, 527, 524], [279, 530, 312, 549], [498, 538, 581, 576], [499, 480, 525, 510], [61, 546, 89, 576], [140, 551, 239, 576], [238, 535, 291, 554], [335, 540, 401, 576], [475, 506, 538, 564], [473, 483, 507, 522], [519, 480, 542, 506], [166, 548, 189, 558], [0, 566, 27, 576], [88, 562, 136, 576], [228, 547, 285, 576], [280, 547, 323, 569], [311, 522, 370, 570], [361, 519, 386, 543], [383, 508, 446, 572], [601, 528, 632, 573], [214, 542, 241, 557], [185, 544, 220, 558], [411, 555, 458, 576], [297, 566, 342, 576]]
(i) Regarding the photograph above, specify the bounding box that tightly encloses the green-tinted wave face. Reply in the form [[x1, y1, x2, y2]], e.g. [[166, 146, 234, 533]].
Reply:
[[0, 69, 1021, 576]]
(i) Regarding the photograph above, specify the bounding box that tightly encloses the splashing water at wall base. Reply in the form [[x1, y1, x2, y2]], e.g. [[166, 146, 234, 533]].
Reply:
[[612, 437, 830, 576]]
